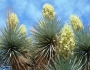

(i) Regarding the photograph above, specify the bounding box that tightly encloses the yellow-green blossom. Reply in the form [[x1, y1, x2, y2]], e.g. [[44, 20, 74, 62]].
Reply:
[[70, 14, 84, 31], [7, 13, 18, 29], [19, 24, 26, 34], [42, 3, 56, 19], [59, 24, 75, 59]]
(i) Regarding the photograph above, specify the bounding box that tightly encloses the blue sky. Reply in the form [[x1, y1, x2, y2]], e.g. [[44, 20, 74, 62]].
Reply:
[[0, 0, 90, 31]]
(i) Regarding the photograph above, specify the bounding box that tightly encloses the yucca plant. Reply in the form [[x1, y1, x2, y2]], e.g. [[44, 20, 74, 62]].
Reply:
[[31, 17, 61, 70], [31, 3, 62, 70], [0, 12, 33, 70], [46, 54, 84, 70], [73, 25, 90, 70], [46, 54, 71, 70]]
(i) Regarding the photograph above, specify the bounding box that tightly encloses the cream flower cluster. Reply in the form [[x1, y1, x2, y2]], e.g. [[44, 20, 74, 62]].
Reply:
[[19, 24, 26, 34], [7, 13, 18, 29], [59, 24, 75, 59], [70, 14, 84, 31], [42, 3, 56, 19]]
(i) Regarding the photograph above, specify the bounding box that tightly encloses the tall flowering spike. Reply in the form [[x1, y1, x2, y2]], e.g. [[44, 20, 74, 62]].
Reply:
[[42, 3, 56, 19], [70, 14, 84, 31], [19, 24, 26, 34], [7, 13, 18, 29], [59, 24, 75, 59]]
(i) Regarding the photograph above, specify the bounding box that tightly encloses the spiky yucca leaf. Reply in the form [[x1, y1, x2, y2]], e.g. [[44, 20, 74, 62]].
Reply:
[[31, 18, 61, 69], [73, 26, 90, 70], [71, 57, 85, 70], [0, 23, 32, 70]]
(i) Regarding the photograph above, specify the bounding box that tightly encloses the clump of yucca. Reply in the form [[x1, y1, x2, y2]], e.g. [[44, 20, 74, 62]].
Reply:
[[32, 18, 61, 70], [31, 3, 61, 70], [0, 12, 33, 70], [46, 54, 83, 70], [72, 27, 90, 70]]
